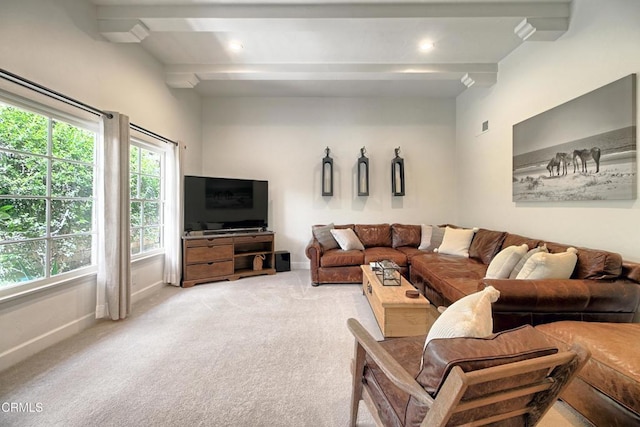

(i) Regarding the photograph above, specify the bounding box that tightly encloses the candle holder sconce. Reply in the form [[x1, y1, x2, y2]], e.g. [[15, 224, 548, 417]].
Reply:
[[391, 147, 405, 196], [357, 146, 369, 196], [322, 147, 333, 197]]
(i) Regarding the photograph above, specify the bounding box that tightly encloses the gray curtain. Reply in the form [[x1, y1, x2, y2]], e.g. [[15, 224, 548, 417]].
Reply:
[[96, 112, 131, 320]]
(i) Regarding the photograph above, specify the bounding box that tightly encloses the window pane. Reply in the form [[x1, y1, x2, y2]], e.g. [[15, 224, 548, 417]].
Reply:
[[52, 120, 95, 163], [50, 235, 92, 276], [130, 145, 139, 173], [143, 202, 160, 226], [0, 198, 46, 241], [0, 104, 48, 155], [143, 227, 160, 252], [130, 228, 141, 255], [141, 149, 161, 176], [140, 175, 160, 199], [51, 160, 93, 197], [0, 152, 47, 196], [130, 173, 139, 199], [0, 240, 46, 286], [51, 200, 93, 236], [130, 201, 141, 227]]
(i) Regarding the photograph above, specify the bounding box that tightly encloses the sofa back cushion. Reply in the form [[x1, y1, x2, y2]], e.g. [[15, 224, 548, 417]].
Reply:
[[354, 224, 392, 248], [545, 242, 622, 280], [469, 228, 507, 265], [391, 223, 421, 248], [502, 233, 542, 251]]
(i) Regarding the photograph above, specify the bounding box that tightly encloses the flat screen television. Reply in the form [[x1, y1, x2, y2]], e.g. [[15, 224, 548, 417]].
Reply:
[[183, 175, 268, 233]]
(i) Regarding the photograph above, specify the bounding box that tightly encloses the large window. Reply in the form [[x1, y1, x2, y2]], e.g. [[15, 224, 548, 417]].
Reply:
[[130, 141, 164, 256], [0, 101, 97, 288]]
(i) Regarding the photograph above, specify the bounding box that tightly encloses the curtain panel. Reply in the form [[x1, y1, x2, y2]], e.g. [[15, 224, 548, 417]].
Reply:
[[164, 141, 184, 286], [96, 112, 131, 320]]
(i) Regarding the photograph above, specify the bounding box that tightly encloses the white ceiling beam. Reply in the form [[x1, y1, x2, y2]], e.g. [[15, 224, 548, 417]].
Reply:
[[165, 63, 497, 84], [514, 17, 569, 41], [98, 19, 149, 43], [97, 2, 571, 21], [166, 73, 201, 89]]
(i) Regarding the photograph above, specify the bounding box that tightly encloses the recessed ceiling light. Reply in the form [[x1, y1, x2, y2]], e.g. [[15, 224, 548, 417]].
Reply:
[[229, 41, 243, 52], [419, 41, 434, 52]]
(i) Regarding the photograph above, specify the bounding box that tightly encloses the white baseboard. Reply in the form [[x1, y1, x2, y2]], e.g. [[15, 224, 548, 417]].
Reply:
[[0, 282, 165, 373], [0, 313, 96, 373], [291, 262, 309, 270], [132, 280, 165, 304]]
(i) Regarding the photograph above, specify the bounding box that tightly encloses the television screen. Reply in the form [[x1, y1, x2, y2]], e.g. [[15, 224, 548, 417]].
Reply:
[[184, 176, 268, 232]]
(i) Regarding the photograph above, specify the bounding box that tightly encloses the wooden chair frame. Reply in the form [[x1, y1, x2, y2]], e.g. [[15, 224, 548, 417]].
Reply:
[[348, 318, 590, 427]]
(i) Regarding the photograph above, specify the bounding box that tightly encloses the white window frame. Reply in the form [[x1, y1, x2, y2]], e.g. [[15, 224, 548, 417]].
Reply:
[[0, 94, 99, 300], [129, 137, 166, 260]]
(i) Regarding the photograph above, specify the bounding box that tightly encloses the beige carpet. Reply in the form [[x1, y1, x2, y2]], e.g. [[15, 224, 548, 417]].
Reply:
[[0, 270, 591, 426]]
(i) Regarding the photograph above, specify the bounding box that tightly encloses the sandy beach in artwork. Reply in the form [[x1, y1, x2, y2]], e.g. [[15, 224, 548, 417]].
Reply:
[[513, 152, 636, 201]]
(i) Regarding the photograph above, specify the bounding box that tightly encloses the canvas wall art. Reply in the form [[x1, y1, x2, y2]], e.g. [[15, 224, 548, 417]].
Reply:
[[512, 74, 637, 202]]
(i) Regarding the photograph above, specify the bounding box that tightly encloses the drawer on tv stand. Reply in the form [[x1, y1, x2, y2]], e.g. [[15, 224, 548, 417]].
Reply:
[[185, 261, 234, 281], [185, 245, 233, 264]]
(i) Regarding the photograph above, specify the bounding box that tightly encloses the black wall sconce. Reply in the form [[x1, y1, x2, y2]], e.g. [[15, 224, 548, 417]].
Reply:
[[357, 146, 369, 196], [391, 146, 405, 196], [322, 146, 333, 197]]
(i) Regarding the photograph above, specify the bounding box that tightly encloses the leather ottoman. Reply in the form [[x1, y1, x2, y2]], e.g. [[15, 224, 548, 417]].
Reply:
[[535, 321, 640, 427]]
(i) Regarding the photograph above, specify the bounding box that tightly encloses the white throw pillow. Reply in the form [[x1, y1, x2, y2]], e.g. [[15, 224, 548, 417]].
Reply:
[[485, 244, 528, 279], [509, 245, 548, 279], [330, 228, 365, 251], [422, 286, 500, 367], [515, 247, 578, 280], [436, 226, 476, 257], [418, 224, 433, 250]]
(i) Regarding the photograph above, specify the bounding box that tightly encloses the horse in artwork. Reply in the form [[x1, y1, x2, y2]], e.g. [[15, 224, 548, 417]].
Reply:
[[546, 152, 570, 176], [573, 147, 601, 173]]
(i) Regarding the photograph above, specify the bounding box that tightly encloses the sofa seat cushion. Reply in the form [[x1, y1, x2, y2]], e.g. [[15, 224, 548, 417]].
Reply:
[[535, 321, 640, 416], [319, 248, 364, 267], [412, 254, 487, 303], [363, 334, 425, 427], [364, 247, 408, 267], [396, 246, 425, 263]]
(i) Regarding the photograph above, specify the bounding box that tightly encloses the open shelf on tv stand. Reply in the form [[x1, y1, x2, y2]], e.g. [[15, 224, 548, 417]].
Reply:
[[182, 230, 275, 287], [199, 227, 267, 236]]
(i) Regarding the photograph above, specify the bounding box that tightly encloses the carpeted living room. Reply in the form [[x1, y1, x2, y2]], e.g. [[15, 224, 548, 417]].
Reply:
[[1, 1, 639, 426]]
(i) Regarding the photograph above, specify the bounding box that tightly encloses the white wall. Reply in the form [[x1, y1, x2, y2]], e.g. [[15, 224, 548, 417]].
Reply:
[[0, 0, 203, 371], [202, 97, 457, 267], [456, 0, 640, 262]]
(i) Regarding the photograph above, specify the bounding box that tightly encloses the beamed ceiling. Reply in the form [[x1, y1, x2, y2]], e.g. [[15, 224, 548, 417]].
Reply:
[[92, 0, 572, 97]]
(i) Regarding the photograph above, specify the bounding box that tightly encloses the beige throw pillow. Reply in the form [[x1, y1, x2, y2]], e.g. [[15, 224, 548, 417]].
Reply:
[[422, 286, 500, 367], [485, 244, 528, 279], [509, 245, 548, 279], [330, 228, 365, 251], [515, 247, 578, 280], [436, 226, 476, 257]]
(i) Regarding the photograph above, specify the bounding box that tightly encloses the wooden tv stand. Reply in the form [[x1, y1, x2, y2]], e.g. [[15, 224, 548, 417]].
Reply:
[[182, 231, 275, 287]]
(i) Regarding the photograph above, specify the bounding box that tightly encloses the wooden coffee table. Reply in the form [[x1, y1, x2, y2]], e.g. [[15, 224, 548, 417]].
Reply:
[[360, 264, 430, 338]]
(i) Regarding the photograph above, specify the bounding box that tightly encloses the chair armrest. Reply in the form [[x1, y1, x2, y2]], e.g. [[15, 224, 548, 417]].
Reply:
[[347, 318, 434, 406]]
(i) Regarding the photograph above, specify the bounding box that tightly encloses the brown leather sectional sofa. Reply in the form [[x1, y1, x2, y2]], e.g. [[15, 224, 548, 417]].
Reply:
[[306, 224, 640, 331], [306, 223, 640, 425]]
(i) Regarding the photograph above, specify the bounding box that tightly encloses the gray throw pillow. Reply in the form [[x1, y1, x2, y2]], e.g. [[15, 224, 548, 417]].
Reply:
[[312, 223, 339, 250], [424, 225, 445, 252]]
